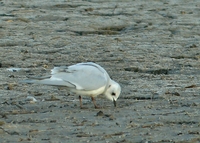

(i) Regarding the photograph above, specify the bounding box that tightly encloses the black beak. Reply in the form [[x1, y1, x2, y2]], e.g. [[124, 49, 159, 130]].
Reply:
[[113, 99, 116, 107]]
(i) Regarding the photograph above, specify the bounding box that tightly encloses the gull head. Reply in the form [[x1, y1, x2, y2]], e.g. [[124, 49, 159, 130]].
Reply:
[[104, 80, 121, 107]]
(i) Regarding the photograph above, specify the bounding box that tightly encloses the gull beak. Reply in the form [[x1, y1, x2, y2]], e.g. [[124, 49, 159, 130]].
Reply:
[[113, 99, 116, 107]]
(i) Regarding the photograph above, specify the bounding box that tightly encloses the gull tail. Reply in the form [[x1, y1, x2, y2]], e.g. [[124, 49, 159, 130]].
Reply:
[[19, 79, 40, 84], [19, 76, 73, 87], [19, 76, 51, 84], [19, 75, 52, 84]]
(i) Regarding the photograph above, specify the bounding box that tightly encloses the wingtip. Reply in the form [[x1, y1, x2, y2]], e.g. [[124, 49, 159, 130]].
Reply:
[[19, 79, 37, 84]]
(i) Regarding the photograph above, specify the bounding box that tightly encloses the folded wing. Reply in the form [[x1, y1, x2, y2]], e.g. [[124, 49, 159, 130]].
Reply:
[[52, 63, 108, 90], [21, 63, 108, 91]]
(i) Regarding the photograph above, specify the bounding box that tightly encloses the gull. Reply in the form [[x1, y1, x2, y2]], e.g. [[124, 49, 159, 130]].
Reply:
[[20, 62, 121, 109]]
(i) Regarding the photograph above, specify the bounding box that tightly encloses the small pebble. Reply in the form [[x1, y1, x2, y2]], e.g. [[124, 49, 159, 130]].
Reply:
[[96, 111, 104, 116], [26, 96, 37, 102]]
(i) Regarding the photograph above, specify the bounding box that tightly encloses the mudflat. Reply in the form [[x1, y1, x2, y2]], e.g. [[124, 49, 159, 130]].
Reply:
[[0, 0, 200, 142]]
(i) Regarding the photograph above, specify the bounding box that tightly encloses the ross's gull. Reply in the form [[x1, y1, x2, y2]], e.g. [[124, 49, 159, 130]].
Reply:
[[20, 62, 121, 109]]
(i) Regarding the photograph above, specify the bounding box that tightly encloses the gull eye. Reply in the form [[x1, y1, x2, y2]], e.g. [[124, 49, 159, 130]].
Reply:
[[111, 92, 116, 96]]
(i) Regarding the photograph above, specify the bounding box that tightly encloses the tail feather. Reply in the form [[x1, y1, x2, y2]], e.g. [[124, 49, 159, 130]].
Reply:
[[26, 75, 51, 80], [19, 79, 39, 84], [19, 78, 75, 88], [19, 75, 52, 84]]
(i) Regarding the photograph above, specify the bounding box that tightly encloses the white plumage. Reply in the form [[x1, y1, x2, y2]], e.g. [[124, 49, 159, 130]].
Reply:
[[20, 62, 121, 108]]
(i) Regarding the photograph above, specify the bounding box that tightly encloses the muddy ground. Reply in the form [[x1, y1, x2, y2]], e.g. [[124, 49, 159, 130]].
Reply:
[[0, 0, 200, 143]]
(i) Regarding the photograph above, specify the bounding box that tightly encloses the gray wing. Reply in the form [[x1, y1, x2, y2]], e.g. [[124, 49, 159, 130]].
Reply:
[[20, 63, 108, 91], [51, 63, 108, 90]]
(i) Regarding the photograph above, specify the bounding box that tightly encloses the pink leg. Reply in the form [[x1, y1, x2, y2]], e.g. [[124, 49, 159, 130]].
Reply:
[[79, 95, 82, 109], [79, 96, 88, 109], [91, 97, 101, 109]]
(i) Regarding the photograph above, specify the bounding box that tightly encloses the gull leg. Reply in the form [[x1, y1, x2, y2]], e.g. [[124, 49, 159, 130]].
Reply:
[[79, 95, 83, 109], [91, 97, 101, 109], [79, 95, 87, 109]]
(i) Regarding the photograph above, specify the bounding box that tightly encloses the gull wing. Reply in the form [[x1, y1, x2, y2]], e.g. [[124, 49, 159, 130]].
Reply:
[[51, 63, 108, 90], [21, 62, 108, 91]]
